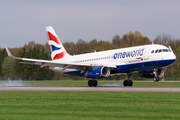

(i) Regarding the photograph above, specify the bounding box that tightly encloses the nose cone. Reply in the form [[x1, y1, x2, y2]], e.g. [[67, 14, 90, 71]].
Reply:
[[173, 53, 176, 60], [165, 52, 176, 60], [160, 52, 176, 67], [170, 52, 176, 61], [168, 53, 176, 64]]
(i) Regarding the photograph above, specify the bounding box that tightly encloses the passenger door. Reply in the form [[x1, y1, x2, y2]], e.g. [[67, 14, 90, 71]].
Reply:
[[144, 46, 151, 60]]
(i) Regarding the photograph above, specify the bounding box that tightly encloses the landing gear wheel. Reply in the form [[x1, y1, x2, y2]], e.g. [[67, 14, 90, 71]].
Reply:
[[123, 80, 133, 87], [154, 77, 160, 82], [123, 80, 128, 87], [128, 80, 133, 86], [88, 80, 93, 87], [88, 80, 98, 87], [92, 80, 98, 87]]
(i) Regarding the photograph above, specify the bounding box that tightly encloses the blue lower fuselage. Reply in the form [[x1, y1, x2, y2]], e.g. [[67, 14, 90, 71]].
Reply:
[[65, 59, 175, 78]]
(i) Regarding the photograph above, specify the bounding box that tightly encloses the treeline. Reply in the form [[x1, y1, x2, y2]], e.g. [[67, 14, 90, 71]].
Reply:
[[1, 45, 54, 80], [0, 31, 180, 80]]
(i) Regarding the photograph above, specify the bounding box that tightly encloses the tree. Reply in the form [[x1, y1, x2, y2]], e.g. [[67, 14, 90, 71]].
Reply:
[[0, 49, 7, 78], [96, 40, 111, 51], [125, 31, 135, 46], [2, 57, 17, 79], [63, 42, 76, 55], [111, 35, 121, 49], [153, 33, 172, 45], [88, 39, 98, 52], [75, 39, 90, 54], [15, 46, 54, 80]]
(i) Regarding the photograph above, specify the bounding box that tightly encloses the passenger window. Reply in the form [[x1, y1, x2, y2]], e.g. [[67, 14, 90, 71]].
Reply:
[[159, 49, 162, 52]]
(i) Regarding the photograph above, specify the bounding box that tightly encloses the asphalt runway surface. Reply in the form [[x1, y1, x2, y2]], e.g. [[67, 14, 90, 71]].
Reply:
[[0, 86, 180, 92]]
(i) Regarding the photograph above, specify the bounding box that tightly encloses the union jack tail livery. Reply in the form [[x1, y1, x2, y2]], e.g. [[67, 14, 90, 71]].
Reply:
[[46, 26, 69, 60]]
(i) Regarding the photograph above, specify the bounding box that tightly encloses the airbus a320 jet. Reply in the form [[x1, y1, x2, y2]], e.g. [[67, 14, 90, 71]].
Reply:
[[4, 26, 176, 87]]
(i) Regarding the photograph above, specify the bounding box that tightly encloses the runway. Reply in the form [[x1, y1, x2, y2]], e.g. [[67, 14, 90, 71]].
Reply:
[[0, 86, 180, 92]]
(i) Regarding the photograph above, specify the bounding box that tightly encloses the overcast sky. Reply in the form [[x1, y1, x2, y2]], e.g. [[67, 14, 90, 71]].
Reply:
[[1, 0, 180, 48]]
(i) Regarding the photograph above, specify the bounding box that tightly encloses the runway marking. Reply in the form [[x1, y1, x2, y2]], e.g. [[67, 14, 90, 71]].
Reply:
[[0, 86, 180, 92]]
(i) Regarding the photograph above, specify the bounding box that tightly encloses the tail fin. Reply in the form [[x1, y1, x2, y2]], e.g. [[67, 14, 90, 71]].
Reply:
[[46, 26, 69, 60]]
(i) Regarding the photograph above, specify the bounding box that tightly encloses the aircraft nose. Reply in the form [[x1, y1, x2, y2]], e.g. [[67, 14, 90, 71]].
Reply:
[[164, 52, 176, 60], [169, 53, 176, 64], [172, 53, 176, 60]]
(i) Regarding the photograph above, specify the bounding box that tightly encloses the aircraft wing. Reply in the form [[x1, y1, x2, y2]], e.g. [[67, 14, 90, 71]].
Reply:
[[4, 44, 117, 70]]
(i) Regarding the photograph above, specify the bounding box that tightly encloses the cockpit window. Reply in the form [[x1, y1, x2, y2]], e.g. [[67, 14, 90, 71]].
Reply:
[[163, 49, 168, 52], [154, 49, 171, 53], [155, 49, 158, 53]]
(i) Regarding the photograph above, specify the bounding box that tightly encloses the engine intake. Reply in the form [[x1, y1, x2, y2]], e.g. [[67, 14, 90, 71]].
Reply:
[[86, 66, 110, 79]]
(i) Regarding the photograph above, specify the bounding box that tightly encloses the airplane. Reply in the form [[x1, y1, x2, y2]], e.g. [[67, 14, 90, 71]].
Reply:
[[4, 26, 176, 87]]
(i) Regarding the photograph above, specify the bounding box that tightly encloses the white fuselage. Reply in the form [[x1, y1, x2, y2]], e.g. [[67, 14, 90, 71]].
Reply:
[[50, 44, 176, 77]]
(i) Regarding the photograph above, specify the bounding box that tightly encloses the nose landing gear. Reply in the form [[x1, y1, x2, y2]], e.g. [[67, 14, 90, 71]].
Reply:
[[154, 68, 160, 82], [154, 77, 160, 82]]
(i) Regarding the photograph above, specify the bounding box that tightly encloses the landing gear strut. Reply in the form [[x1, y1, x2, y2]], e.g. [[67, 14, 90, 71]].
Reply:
[[154, 76, 160, 82], [123, 73, 133, 87], [88, 80, 98, 87], [154, 68, 160, 82]]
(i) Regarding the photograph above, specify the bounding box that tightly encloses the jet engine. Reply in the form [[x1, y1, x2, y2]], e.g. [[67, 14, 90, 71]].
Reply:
[[86, 66, 110, 79], [139, 68, 164, 78]]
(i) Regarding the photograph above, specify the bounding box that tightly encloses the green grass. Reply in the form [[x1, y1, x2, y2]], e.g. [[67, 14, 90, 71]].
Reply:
[[0, 92, 180, 120], [1, 80, 180, 87]]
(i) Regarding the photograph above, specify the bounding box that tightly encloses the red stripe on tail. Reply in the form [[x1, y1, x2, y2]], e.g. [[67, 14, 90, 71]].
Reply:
[[47, 31, 61, 45], [53, 51, 67, 60]]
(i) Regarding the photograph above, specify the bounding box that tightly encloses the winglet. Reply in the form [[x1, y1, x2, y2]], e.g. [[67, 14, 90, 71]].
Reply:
[[4, 44, 22, 60], [4, 44, 12, 57]]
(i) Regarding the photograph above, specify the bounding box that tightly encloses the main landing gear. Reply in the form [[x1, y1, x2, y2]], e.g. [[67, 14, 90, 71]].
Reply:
[[154, 76, 160, 82], [88, 80, 98, 87], [123, 73, 133, 87]]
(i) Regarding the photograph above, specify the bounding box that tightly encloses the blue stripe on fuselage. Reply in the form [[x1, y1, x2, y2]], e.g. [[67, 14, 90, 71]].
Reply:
[[112, 59, 175, 74], [64, 59, 175, 78]]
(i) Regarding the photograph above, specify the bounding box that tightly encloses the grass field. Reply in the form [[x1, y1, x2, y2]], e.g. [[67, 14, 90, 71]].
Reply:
[[1, 81, 180, 119], [1, 80, 180, 87], [0, 91, 180, 120]]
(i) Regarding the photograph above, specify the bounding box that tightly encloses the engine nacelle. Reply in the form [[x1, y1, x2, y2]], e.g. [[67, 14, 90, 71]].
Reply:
[[139, 68, 164, 78], [85, 66, 110, 79]]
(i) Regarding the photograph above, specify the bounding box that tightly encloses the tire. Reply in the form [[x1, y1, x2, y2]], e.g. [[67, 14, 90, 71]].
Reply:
[[154, 77, 160, 82], [156, 77, 160, 82], [88, 80, 93, 87], [123, 80, 128, 87], [92, 80, 98, 87], [128, 80, 133, 86]]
